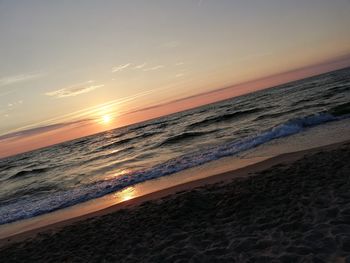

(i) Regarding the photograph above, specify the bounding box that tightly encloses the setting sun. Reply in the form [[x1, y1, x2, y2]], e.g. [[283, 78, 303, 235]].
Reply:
[[101, 114, 112, 124], [0, 1, 350, 261]]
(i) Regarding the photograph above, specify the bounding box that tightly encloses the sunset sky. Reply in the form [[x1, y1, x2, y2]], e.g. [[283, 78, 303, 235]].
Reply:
[[1, 0, 350, 157]]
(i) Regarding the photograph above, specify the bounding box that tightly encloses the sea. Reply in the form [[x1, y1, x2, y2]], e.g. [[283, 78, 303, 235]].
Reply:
[[0, 67, 349, 225]]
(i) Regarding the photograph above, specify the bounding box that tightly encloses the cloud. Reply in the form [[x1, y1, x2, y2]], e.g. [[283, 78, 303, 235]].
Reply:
[[0, 85, 176, 139], [112, 63, 131, 72], [0, 119, 91, 142], [45, 81, 104, 98], [175, 73, 185, 78], [143, 65, 164, 71], [134, 63, 146, 69], [0, 72, 44, 87], [1, 87, 160, 138], [7, 100, 23, 108], [0, 100, 23, 119]]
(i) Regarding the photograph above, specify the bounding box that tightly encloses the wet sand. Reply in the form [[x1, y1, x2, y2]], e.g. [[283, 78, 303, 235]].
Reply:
[[0, 141, 350, 262]]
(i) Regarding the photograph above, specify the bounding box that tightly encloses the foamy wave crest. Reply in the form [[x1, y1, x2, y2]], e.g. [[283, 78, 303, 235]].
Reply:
[[0, 113, 342, 225]]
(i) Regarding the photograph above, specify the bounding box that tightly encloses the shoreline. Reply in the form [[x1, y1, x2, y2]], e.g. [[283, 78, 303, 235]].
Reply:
[[1, 139, 349, 248], [1, 139, 349, 261]]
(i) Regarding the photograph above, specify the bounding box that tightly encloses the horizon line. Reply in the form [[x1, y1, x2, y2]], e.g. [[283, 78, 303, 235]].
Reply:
[[2, 56, 349, 141], [0, 57, 349, 159]]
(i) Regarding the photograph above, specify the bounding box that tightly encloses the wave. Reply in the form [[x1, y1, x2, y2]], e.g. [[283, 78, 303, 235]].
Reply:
[[159, 130, 215, 146], [254, 108, 301, 120], [10, 168, 49, 179], [0, 112, 345, 225], [80, 146, 135, 165], [318, 84, 350, 100], [96, 131, 161, 151], [187, 107, 263, 129], [255, 103, 330, 121], [128, 118, 175, 132], [329, 102, 350, 117], [88, 158, 137, 177], [0, 184, 57, 206], [97, 137, 134, 151], [71, 137, 91, 147], [326, 84, 350, 93], [0, 164, 15, 173], [290, 98, 313, 106]]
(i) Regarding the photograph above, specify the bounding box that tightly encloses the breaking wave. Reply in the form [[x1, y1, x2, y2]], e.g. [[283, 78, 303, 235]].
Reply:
[[0, 112, 344, 225]]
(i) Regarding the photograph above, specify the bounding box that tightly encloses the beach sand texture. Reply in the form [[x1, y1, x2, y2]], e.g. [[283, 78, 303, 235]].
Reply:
[[0, 142, 350, 262]]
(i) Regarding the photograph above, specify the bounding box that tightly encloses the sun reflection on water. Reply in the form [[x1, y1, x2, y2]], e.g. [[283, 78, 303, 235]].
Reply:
[[104, 168, 132, 180], [113, 186, 137, 202], [104, 169, 137, 203]]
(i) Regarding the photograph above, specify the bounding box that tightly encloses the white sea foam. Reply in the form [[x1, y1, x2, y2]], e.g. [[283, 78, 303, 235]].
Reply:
[[0, 113, 342, 225]]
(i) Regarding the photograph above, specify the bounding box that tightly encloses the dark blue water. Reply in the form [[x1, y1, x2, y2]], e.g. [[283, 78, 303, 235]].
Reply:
[[0, 67, 350, 225]]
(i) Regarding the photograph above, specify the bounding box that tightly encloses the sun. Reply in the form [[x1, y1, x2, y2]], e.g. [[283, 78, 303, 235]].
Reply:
[[101, 114, 112, 124]]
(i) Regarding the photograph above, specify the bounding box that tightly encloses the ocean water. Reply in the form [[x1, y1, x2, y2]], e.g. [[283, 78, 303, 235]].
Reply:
[[0, 67, 350, 225]]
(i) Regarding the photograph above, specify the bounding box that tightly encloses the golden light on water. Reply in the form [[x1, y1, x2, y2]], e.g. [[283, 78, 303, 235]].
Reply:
[[104, 169, 131, 180], [113, 186, 136, 202]]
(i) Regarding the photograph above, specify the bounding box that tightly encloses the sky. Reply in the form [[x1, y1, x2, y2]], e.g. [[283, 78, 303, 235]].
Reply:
[[0, 0, 350, 158]]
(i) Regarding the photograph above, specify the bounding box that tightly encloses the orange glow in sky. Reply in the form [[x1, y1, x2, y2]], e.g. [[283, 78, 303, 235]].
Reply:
[[101, 114, 112, 124], [0, 1, 350, 158]]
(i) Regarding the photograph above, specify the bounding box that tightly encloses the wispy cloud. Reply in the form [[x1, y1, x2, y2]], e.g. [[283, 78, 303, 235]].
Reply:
[[175, 62, 185, 66], [143, 65, 164, 71], [2, 89, 154, 135], [3, 85, 175, 138], [0, 119, 91, 142], [175, 73, 185, 78], [45, 81, 104, 98], [134, 63, 146, 69], [0, 83, 184, 142], [0, 72, 44, 87], [0, 100, 23, 120], [112, 63, 131, 72], [7, 100, 23, 107]]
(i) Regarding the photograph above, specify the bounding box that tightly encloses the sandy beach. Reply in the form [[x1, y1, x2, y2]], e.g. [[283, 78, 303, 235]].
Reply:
[[1, 1, 350, 262], [0, 141, 350, 262]]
